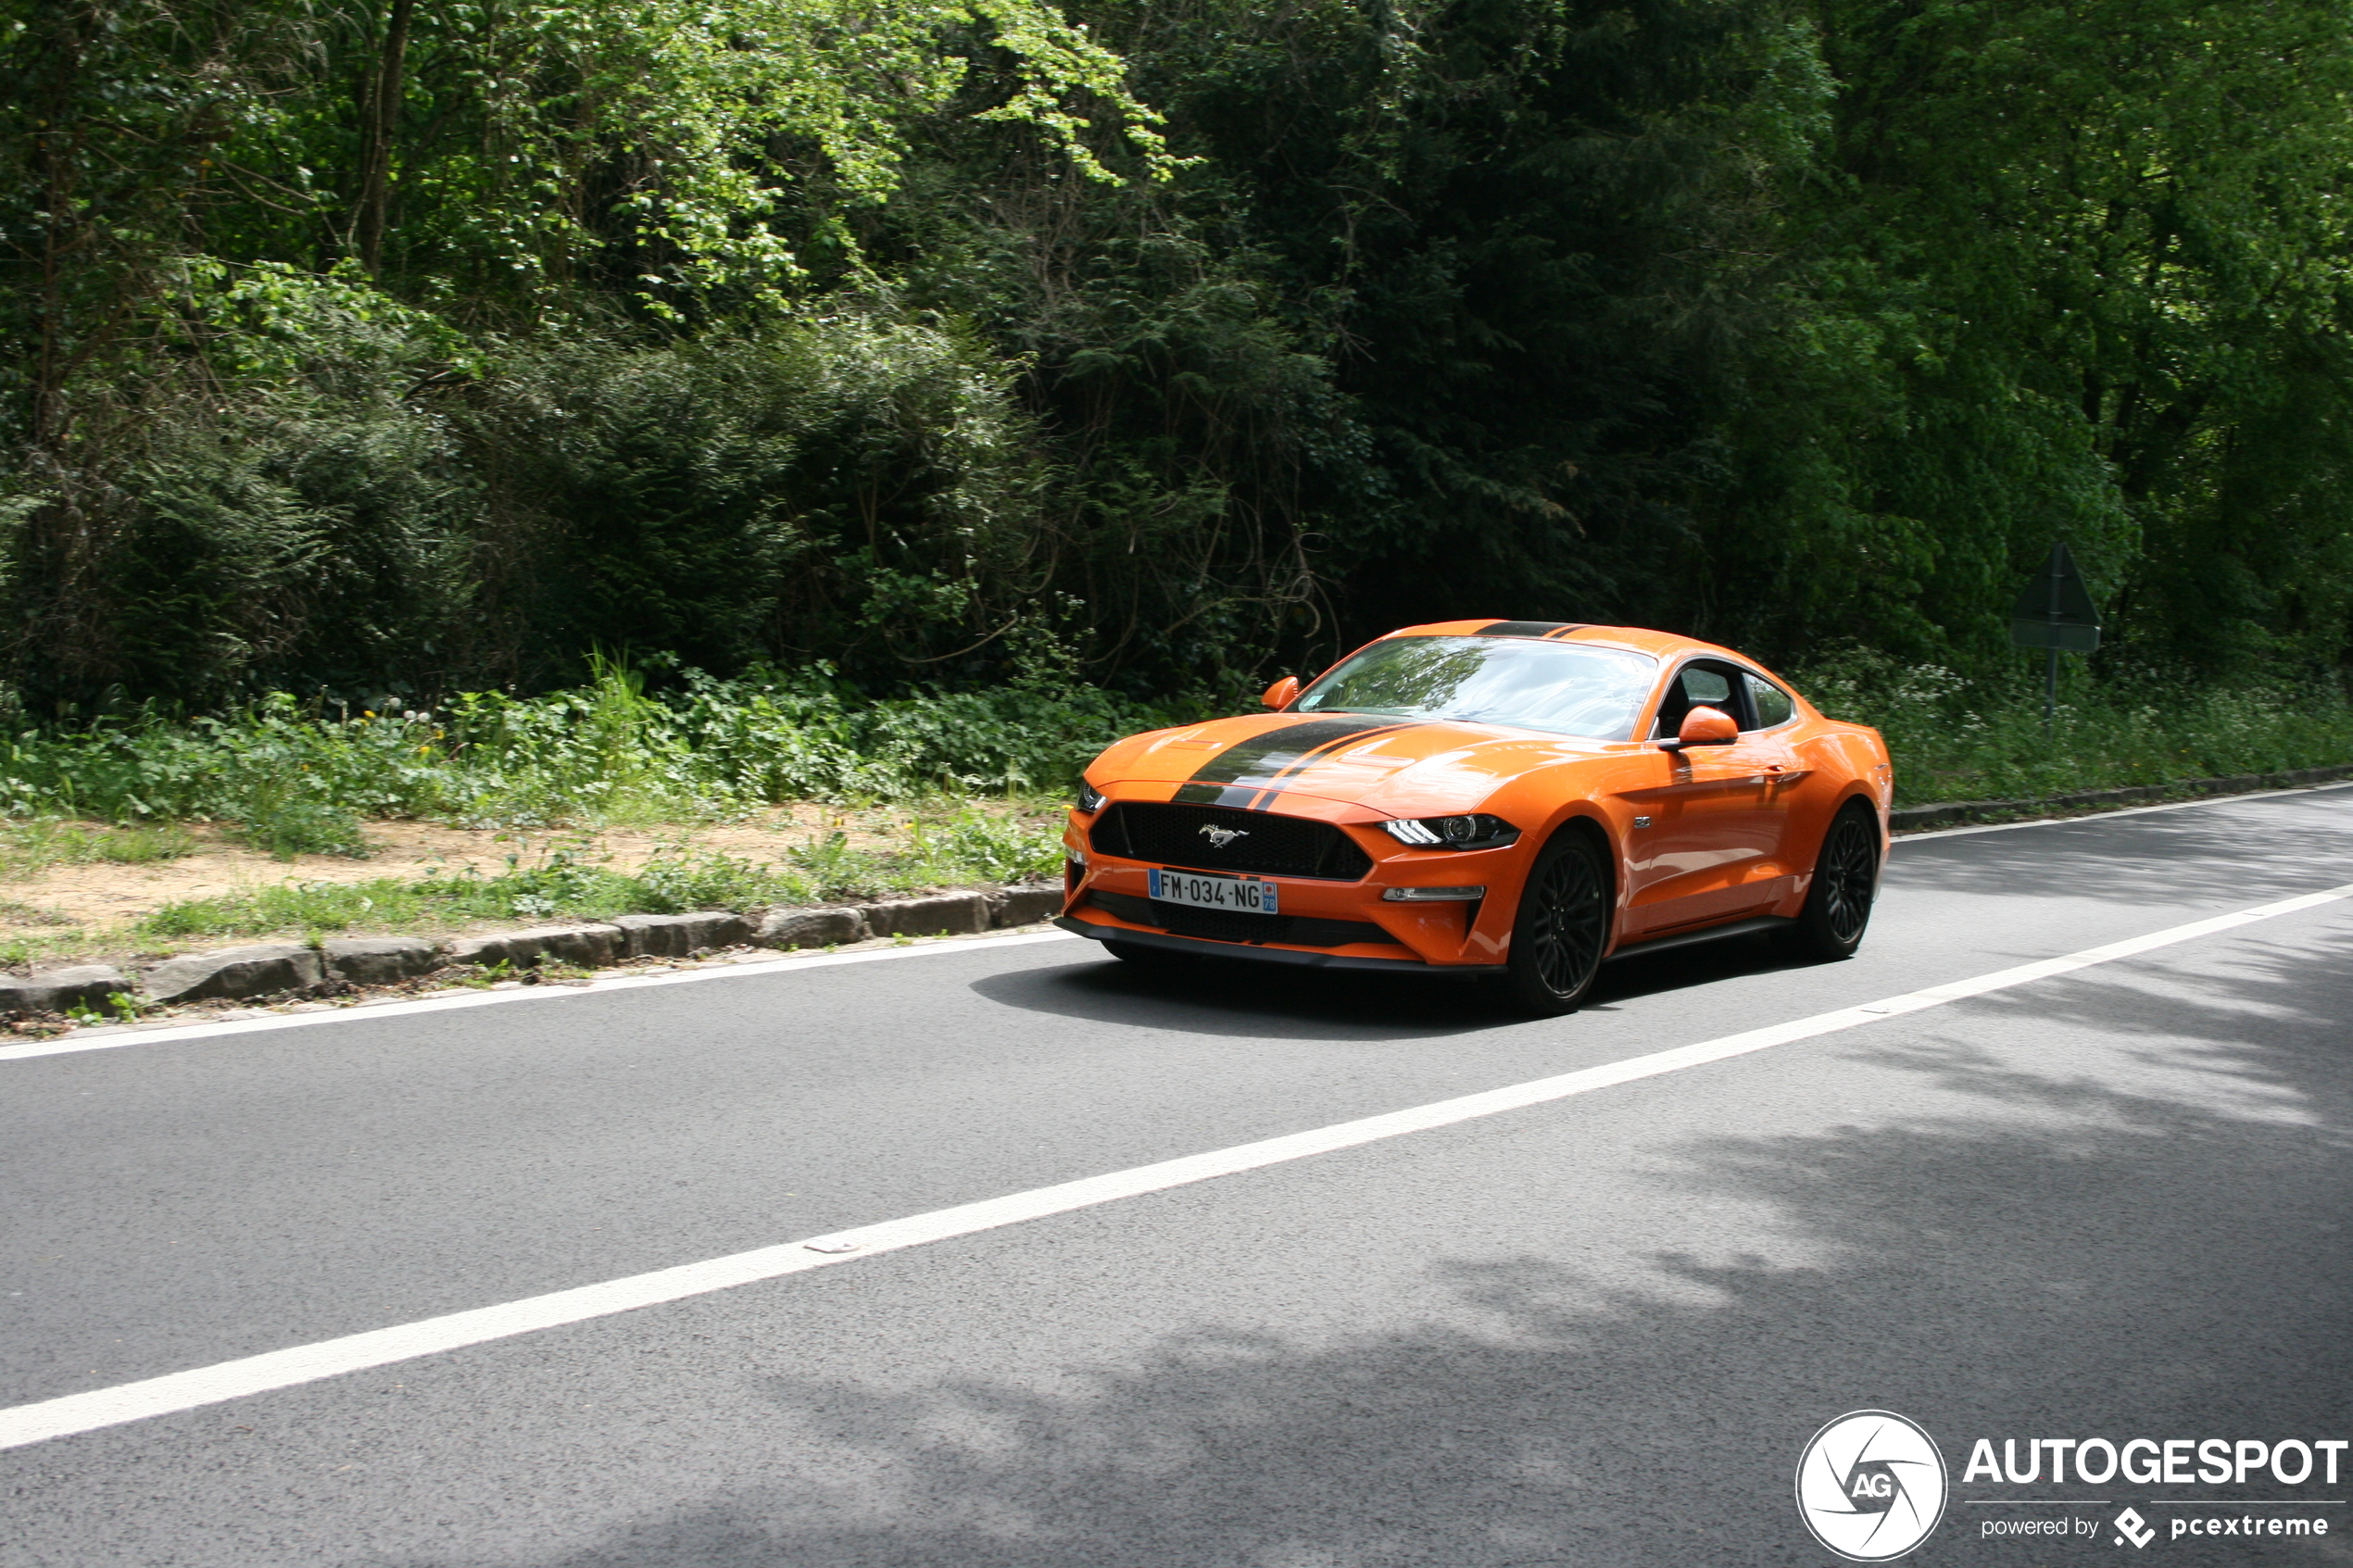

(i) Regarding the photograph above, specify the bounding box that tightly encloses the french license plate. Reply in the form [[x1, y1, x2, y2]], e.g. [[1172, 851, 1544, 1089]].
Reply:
[[1149, 868, 1279, 914]]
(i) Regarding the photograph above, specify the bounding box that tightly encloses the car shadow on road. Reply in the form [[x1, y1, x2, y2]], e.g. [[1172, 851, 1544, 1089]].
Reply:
[[376, 903, 2353, 1567], [973, 932, 1812, 1041], [1591, 930, 1815, 1004], [968, 949, 1504, 1041]]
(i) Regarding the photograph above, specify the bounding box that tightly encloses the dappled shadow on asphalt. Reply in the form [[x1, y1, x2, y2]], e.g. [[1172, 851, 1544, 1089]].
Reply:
[[1887, 789, 2353, 908], [418, 918, 2353, 1568]]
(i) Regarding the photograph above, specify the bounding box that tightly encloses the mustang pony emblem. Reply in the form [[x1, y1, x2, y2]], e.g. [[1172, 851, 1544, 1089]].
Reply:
[[1198, 823, 1250, 848]]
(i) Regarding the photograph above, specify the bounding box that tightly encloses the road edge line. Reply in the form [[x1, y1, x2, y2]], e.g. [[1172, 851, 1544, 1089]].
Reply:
[[0, 929, 1080, 1064]]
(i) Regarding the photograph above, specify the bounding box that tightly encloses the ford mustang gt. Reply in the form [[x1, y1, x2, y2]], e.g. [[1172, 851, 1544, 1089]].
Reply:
[[1053, 620, 1894, 1014]]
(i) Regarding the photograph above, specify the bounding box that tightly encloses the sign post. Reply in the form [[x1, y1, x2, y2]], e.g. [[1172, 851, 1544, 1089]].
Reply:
[[2008, 542, 2101, 732]]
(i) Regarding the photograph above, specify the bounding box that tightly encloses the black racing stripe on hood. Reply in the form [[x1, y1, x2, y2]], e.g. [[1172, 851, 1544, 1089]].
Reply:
[[1172, 782, 1265, 807], [1172, 717, 1413, 809], [1476, 620, 1586, 638]]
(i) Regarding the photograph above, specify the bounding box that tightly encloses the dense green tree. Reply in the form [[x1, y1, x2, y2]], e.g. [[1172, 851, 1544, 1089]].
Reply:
[[1713, 0, 2353, 675], [872, 0, 1831, 676], [1, 0, 2347, 712]]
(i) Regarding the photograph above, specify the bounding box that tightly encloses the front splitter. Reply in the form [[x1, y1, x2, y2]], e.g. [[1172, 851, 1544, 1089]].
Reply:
[[1053, 915, 1504, 974]]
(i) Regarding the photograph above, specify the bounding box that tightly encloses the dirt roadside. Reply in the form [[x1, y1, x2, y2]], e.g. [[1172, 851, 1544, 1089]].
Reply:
[[0, 803, 939, 947]]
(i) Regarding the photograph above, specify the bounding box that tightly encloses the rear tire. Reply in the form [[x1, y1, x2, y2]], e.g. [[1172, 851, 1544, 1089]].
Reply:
[[1487, 828, 1611, 1017], [1779, 802, 1881, 962]]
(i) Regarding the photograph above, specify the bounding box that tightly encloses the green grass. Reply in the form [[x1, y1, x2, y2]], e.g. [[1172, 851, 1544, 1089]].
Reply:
[[0, 927, 100, 970], [0, 819, 200, 880]]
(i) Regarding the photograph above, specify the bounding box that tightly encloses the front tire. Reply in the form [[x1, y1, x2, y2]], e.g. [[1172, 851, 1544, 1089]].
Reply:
[[1488, 828, 1611, 1017], [1779, 802, 1881, 961]]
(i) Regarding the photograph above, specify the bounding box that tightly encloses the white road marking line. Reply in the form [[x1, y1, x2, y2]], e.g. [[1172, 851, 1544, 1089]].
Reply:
[[0, 929, 1080, 1064], [3, 878, 2347, 1455]]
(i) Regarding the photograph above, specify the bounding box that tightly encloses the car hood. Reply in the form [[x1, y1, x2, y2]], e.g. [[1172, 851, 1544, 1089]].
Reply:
[[1093, 711, 1622, 816]]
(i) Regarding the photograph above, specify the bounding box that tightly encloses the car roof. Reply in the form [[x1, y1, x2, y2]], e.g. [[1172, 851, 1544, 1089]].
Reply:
[[1384, 620, 1747, 665]]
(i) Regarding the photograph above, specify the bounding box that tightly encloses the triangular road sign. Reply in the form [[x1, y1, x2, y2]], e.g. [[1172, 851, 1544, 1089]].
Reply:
[[2009, 541, 2101, 652]]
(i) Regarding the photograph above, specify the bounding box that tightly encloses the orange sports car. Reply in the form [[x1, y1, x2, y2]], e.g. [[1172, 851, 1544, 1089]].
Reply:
[[1054, 620, 1894, 1014]]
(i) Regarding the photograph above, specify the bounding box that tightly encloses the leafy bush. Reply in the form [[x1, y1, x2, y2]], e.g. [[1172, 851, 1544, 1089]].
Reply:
[[9, 642, 2343, 848], [0, 659, 1193, 832], [1793, 646, 2353, 804]]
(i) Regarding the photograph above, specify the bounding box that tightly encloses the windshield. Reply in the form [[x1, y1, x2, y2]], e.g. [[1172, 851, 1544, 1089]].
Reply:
[[1293, 636, 1658, 740]]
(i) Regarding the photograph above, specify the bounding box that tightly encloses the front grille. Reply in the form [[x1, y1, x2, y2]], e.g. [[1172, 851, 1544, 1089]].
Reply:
[[1085, 890, 1390, 949], [1091, 802, 1373, 881]]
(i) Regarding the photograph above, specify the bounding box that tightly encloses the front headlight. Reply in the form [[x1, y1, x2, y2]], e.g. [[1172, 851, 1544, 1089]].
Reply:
[[1076, 779, 1106, 814], [1381, 813, 1518, 849]]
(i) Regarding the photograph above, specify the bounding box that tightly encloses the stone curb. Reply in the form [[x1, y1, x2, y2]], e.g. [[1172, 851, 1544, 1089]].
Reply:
[[1, 881, 1071, 1020], [0, 964, 131, 1018], [1891, 761, 2353, 833], [142, 943, 325, 1006]]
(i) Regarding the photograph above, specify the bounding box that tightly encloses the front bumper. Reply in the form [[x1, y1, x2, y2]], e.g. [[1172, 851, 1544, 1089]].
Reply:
[[1063, 804, 1525, 970]]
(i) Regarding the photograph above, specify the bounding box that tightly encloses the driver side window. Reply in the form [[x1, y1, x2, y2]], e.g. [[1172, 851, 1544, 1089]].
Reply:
[[1652, 661, 1750, 737]]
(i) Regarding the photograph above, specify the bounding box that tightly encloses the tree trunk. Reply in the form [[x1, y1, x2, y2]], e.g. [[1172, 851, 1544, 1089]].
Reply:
[[354, 0, 415, 275]]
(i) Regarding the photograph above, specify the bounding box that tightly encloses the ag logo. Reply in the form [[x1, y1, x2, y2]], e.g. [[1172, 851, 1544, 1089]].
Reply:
[[1795, 1410, 1948, 1561]]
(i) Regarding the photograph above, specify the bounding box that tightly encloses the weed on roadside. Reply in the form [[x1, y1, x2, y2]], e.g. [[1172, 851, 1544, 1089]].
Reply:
[[453, 959, 518, 988], [0, 927, 96, 969], [238, 797, 371, 860], [63, 992, 145, 1027]]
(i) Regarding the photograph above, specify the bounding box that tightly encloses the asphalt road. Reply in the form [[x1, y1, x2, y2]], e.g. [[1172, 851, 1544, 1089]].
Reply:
[[3, 786, 2350, 1567]]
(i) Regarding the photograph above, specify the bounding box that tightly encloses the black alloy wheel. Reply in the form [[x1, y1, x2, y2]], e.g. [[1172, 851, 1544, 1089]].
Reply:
[[1779, 802, 1881, 961], [1489, 829, 1611, 1016]]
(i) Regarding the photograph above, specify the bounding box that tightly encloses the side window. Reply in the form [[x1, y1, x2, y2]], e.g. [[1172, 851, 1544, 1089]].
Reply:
[[1744, 672, 1794, 730], [1682, 667, 1733, 709], [1652, 662, 1749, 736]]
